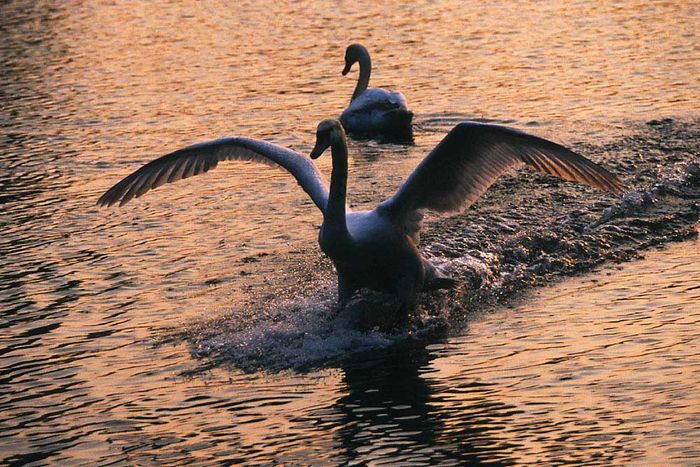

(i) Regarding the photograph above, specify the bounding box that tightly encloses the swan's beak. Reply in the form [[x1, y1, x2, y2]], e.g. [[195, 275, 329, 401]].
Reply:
[[341, 62, 352, 76], [310, 141, 329, 159]]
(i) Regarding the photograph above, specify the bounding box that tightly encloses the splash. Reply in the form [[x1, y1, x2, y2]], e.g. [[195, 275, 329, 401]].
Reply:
[[187, 292, 428, 373], [589, 159, 700, 229]]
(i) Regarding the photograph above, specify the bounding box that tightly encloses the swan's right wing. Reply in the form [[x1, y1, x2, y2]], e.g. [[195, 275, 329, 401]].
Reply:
[[382, 122, 624, 225], [97, 137, 329, 211]]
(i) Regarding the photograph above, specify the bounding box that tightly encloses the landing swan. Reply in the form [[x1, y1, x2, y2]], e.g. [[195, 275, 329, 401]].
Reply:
[[98, 119, 623, 314], [339, 44, 413, 141]]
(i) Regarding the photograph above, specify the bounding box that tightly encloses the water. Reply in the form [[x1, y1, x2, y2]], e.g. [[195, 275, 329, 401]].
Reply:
[[1, 0, 699, 464]]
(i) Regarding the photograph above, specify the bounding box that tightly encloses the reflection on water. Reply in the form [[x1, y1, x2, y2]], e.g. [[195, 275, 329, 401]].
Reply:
[[0, 0, 698, 464]]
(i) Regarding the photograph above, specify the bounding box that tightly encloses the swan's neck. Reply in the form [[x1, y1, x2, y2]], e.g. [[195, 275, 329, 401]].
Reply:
[[325, 134, 349, 235], [351, 49, 371, 102]]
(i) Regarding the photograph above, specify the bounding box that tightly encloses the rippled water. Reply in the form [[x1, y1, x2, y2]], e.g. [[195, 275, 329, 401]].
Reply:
[[1, 0, 698, 464]]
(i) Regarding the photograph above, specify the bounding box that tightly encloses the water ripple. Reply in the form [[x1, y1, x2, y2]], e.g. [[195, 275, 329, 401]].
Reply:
[[1, 0, 699, 464]]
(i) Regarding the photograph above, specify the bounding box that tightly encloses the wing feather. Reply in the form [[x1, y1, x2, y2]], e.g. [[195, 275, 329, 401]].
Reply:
[[382, 122, 624, 223], [97, 137, 329, 212]]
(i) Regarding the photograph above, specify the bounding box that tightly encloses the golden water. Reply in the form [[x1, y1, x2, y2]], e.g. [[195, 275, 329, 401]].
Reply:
[[1, 0, 698, 464]]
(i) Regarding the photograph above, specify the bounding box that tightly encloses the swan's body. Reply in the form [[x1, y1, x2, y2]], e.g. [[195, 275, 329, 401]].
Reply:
[[319, 210, 445, 305], [339, 44, 413, 141], [98, 119, 624, 314]]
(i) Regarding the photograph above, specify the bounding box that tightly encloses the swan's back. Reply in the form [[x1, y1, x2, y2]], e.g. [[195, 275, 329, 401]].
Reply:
[[345, 89, 409, 113]]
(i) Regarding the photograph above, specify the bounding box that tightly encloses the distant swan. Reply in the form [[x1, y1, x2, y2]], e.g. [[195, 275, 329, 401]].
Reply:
[[98, 119, 623, 314], [339, 44, 413, 141]]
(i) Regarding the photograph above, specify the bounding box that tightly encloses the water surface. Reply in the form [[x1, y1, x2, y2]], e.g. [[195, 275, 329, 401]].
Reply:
[[1, 0, 698, 464]]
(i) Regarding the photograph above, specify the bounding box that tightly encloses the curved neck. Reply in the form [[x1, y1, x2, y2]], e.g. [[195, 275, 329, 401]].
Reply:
[[351, 49, 371, 102], [325, 133, 349, 234]]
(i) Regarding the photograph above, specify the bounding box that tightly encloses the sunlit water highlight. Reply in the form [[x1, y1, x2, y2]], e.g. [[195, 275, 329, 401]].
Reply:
[[1, 0, 698, 464]]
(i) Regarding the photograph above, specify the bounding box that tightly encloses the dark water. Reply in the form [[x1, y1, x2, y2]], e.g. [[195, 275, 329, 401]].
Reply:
[[1, 0, 699, 464]]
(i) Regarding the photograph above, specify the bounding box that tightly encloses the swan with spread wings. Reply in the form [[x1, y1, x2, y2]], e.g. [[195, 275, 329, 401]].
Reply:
[[98, 119, 624, 313]]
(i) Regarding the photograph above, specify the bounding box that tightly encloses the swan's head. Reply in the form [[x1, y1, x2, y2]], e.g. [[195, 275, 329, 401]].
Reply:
[[342, 43, 368, 75], [310, 119, 344, 159]]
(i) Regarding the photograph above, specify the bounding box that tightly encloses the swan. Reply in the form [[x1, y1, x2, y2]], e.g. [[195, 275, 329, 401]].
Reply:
[[339, 44, 413, 141], [98, 119, 624, 314]]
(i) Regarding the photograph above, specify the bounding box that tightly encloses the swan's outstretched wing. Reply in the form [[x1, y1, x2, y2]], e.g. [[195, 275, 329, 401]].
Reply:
[[97, 137, 329, 211], [382, 122, 624, 221]]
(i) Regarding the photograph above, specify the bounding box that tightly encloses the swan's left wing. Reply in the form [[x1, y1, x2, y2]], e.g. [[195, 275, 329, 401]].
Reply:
[[97, 137, 329, 211], [381, 122, 624, 224]]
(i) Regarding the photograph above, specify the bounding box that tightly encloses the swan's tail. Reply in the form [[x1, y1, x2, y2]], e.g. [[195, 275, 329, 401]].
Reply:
[[383, 108, 414, 142], [388, 108, 413, 127], [422, 258, 459, 291], [339, 106, 414, 143]]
